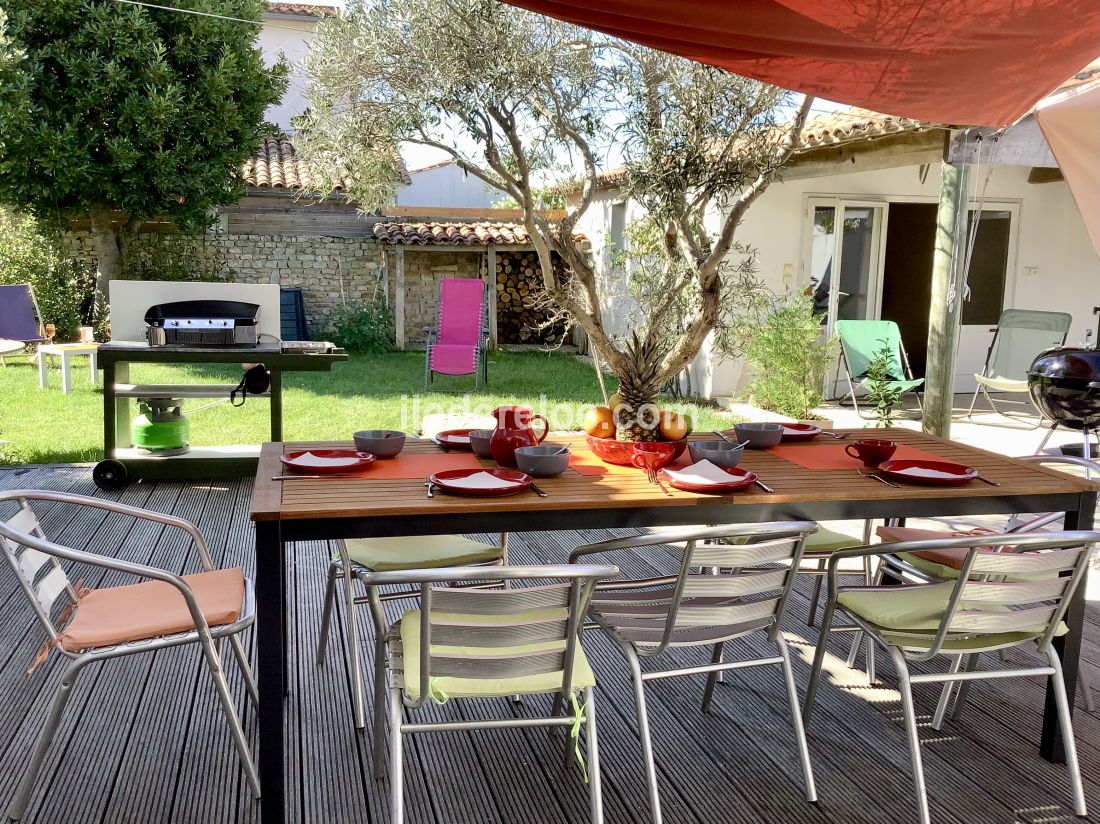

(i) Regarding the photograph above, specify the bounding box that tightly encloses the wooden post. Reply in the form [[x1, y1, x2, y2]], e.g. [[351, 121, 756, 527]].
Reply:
[[922, 156, 972, 438], [394, 247, 405, 350], [486, 245, 498, 349]]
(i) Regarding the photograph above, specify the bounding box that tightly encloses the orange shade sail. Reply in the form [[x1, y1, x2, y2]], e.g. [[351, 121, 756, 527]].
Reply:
[[500, 0, 1099, 127]]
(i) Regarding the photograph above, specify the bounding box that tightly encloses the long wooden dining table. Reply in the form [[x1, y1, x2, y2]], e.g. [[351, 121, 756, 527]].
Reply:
[[250, 428, 1098, 824]]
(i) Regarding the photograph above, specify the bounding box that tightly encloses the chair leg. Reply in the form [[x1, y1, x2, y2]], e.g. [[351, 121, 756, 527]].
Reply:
[[1047, 647, 1087, 816], [226, 633, 259, 708], [372, 636, 389, 780], [807, 560, 825, 627], [625, 647, 662, 824], [388, 685, 406, 824], [1036, 421, 1058, 455], [803, 595, 837, 724], [889, 648, 930, 824], [585, 686, 604, 824], [931, 655, 964, 731], [198, 634, 261, 797], [343, 573, 366, 730], [1080, 668, 1096, 714], [7, 663, 82, 821], [966, 385, 981, 419], [316, 562, 340, 666], [701, 642, 725, 713], [949, 653, 982, 721], [777, 634, 817, 802]]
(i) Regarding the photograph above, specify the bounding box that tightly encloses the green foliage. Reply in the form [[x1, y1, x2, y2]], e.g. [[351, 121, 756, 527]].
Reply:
[[0, 211, 96, 341], [865, 342, 903, 427], [119, 231, 235, 283], [740, 293, 835, 420], [323, 299, 394, 353], [0, 0, 287, 231]]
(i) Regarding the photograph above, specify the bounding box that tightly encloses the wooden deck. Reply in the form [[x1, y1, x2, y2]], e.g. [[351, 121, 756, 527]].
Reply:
[[1, 464, 1098, 824]]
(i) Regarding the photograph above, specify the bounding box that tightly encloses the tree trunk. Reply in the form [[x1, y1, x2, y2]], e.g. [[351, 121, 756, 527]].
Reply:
[[89, 203, 121, 315]]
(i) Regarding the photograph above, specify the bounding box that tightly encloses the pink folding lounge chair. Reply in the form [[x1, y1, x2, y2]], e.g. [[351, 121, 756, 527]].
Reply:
[[423, 278, 489, 390]]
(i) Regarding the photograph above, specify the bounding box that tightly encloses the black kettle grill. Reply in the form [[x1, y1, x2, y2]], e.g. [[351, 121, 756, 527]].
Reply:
[[1028, 341, 1100, 457]]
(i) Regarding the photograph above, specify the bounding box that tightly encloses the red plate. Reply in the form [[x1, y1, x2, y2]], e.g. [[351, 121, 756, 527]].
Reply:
[[428, 467, 531, 496], [878, 459, 978, 486], [280, 449, 376, 474], [780, 423, 822, 441], [658, 465, 758, 494], [433, 428, 476, 451]]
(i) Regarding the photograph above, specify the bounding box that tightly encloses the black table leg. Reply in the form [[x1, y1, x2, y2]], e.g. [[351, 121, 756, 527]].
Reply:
[[256, 520, 287, 824], [1041, 490, 1096, 762]]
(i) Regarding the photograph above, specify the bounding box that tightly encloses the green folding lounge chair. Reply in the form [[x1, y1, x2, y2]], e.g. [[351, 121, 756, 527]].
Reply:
[[834, 319, 924, 418], [966, 308, 1072, 425]]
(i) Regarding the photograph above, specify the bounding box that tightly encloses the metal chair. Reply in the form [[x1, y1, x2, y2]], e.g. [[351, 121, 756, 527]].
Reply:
[[966, 309, 1072, 424], [0, 490, 259, 821], [371, 563, 617, 824], [570, 522, 819, 824], [833, 319, 924, 418], [316, 533, 508, 729], [423, 277, 490, 390], [803, 530, 1098, 824]]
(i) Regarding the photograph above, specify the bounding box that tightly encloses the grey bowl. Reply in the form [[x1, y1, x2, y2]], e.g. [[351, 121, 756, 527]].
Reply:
[[515, 444, 570, 478], [733, 422, 784, 449], [688, 440, 744, 467], [469, 429, 495, 459], [353, 430, 406, 458]]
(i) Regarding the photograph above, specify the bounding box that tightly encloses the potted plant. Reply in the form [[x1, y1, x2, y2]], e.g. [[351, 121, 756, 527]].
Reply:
[[864, 342, 903, 427], [740, 293, 836, 423]]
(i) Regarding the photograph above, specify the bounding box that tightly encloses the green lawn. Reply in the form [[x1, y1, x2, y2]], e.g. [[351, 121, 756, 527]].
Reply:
[[0, 350, 738, 465]]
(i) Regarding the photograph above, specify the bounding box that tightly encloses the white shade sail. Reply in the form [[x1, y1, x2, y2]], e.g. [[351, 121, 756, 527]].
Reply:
[[1037, 81, 1100, 257]]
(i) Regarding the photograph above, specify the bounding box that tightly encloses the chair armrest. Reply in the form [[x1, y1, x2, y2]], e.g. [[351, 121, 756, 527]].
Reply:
[[568, 521, 819, 562], [364, 563, 618, 587], [0, 490, 215, 570]]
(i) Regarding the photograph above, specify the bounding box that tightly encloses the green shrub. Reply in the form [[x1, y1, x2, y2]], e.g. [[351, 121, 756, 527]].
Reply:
[[865, 342, 902, 427], [323, 299, 394, 353], [0, 211, 96, 341], [741, 293, 835, 419]]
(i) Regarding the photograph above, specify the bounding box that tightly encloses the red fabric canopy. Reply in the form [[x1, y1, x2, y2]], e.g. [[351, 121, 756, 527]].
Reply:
[[501, 0, 1099, 127]]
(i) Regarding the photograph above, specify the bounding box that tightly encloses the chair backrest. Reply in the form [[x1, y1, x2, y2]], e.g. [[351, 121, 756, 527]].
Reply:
[[374, 564, 616, 707], [986, 309, 1073, 381], [885, 531, 1097, 659], [0, 284, 45, 342], [834, 319, 905, 379], [0, 498, 80, 643], [435, 278, 485, 346], [583, 522, 816, 657]]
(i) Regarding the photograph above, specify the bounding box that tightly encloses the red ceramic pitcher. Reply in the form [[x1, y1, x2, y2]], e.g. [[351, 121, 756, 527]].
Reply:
[[490, 405, 549, 468]]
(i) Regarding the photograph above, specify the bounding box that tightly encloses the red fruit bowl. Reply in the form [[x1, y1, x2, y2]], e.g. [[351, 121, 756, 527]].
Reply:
[[586, 435, 688, 466]]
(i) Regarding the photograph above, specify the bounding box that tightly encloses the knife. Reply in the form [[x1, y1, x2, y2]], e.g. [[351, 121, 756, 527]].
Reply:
[[754, 479, 774, 493], [528, 482, 549, 497]]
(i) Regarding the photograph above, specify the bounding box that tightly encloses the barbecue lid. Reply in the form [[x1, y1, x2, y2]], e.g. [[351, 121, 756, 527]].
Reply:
[[144, 300, 260, 327]]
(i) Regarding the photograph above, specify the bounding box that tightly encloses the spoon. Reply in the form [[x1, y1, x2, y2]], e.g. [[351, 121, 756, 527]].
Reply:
[[548, 445, 569, 455], [712, 430, 750, 449]]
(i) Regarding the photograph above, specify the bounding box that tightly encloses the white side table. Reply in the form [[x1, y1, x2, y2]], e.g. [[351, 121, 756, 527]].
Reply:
[[37, 343, 99, 394]]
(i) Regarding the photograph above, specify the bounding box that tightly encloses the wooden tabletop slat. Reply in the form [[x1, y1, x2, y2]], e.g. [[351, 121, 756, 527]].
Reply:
[[250, 429, 1099, 522]]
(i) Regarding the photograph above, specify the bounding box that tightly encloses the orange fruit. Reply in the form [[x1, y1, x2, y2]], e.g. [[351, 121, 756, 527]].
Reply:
[[658, 411, 692, 441], [584, 406, 616, 439]]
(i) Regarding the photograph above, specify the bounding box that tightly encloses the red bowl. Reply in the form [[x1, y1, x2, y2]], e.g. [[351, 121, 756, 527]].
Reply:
[[586, 435, 688, 466]]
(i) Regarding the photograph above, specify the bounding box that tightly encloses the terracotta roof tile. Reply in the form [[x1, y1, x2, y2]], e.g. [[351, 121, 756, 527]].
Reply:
[[243, 135, 411, 192], [264, 2, 337, 18], [373, 221, 584, 247]]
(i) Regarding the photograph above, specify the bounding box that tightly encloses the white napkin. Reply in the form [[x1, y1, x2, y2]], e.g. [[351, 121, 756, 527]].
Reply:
[[291, 452, 360, 468], [442, 434, 471, 443], [662, 459, 738, 485], [440, 471, 519, 490], [891, 466, 964, 480]]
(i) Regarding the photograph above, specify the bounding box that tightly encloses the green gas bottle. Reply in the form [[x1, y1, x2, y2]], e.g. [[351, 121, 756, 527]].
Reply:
[[132, 399, 190, 455]]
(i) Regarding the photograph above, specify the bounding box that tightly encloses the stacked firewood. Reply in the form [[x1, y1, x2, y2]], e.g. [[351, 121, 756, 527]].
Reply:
[[494, 251, 567, 343]]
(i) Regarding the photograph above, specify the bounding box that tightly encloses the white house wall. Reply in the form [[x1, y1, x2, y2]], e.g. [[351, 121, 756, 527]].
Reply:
[[257, 18, 318, 131], [401, 163, 500, 208]]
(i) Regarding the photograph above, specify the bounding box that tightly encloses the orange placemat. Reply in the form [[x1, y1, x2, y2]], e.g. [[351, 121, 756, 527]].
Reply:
[[768, 443, 955, 471], [569, 449, 691, 476], [364, 452, 482, 479]]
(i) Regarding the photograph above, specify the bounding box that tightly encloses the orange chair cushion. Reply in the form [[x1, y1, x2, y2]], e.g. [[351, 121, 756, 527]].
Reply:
[[59, 568, 245, 652], [876, 526, 1003, 570]]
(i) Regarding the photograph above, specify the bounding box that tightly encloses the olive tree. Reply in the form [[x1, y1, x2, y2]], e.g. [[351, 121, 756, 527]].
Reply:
[[300, 0, 812, 437], [0, 0, 287, 311]]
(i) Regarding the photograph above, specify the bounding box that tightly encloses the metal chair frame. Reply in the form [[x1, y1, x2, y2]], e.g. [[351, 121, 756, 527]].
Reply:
[[832, 320, 924, 419], [367, 563, 617, 824], [803, 530, 1098, 824], [0, 490, 259, 821], [316, 533, 509, 729], [422, 278, 491, 391], [570, 522, 820, 824]]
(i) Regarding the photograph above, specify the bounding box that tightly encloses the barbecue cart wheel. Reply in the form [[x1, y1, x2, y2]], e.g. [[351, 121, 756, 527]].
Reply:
[[93, 459, 128, 491]]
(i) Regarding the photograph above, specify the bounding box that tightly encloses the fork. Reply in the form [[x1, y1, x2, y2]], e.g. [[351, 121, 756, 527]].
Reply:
[[857, 467, 900, 488], [826, 431, 851, 440]]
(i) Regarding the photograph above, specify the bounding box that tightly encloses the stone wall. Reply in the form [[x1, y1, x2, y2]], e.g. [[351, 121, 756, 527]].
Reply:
[[393, 250, 487, 344]]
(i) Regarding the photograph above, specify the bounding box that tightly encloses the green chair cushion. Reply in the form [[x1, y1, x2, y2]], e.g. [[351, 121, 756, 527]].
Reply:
[[398, 607, 596, 700], [803, 527, 863, 555], [858, 377, 924, 393], [341, 535, 504, 572]]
